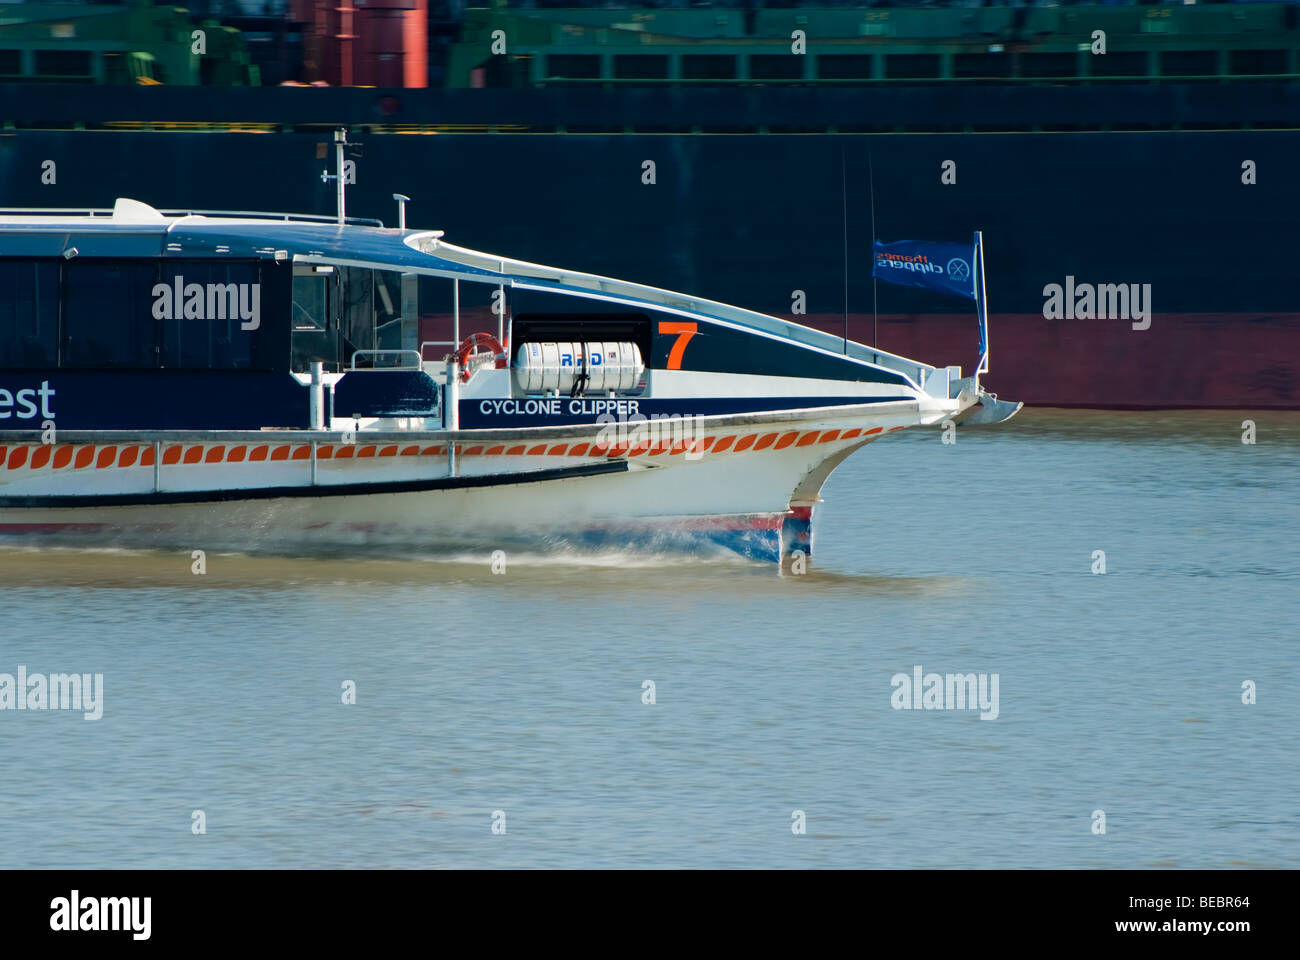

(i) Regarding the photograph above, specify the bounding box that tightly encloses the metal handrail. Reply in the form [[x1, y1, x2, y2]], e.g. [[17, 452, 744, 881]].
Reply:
[[0, 207, 385, 227], [419, 339, 460, 360], [349, 349, 423, 370]]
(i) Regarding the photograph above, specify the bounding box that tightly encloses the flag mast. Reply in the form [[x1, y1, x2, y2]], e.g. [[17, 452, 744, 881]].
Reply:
[[974, 229, 990, 385]]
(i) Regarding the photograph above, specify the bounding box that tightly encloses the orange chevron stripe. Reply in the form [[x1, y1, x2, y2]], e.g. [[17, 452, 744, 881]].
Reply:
[[140, 446, 155, 467], [548, 444, 569, 456], [569, 443, 589, 456], [796, 431, 820, 446], [355, 446, 375, 458], [840, 428, 862, 440], [9, 447, 28, 469], [316, 446, 334, 459], [484, 445, 505, 456], [204, 446, 225, 463], [74, 446, 95, 469], [118, 447, 139, 468], [774, 432, 799, 450], [399, 445, 420, 456], [505, 445, 525, 456], [30, 446, 52, 470], [713, 435, 736, 453], [270, 446, 291, 461], [377, 445, 398, 458], [734, 435, 756, 452], [227, 445, 247, 462], [753, 433, 778, 450], [819, 430, 841, 443], [162, 446, 182, 465], [867, 427, 884, 435], [52, 446, 73, 469], [462, 446, 484, 456], [292, 446, 311, 460]]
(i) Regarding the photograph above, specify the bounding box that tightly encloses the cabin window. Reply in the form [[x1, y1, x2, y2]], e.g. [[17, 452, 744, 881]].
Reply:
[[291, 264, 337, 372], [374, 270, 405, 350], [62, 260, 159, 369], [292, 266, 331, 332], [340, 266, 376, 361], [156, 262, 260, 369], [0, 260, 59, 368]]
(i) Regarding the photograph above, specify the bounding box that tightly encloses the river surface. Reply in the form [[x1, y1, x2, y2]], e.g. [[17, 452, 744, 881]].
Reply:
[[0, 409, 1296, 868]]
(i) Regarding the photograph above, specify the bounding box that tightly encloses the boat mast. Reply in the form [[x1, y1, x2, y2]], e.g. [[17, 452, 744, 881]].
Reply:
[[321, 127, 349, 225]]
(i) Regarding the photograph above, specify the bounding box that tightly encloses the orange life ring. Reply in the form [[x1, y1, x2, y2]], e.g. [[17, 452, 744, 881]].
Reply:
[[453, 332, 508, 382]]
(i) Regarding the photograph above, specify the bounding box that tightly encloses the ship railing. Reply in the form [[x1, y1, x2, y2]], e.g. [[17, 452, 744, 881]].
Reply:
[[0, 207, 385, 227], [418, 340, 461, 378], [349, 349, 423, 370]]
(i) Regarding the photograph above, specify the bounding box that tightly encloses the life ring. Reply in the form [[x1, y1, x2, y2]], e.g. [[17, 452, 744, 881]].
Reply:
[[453, 332, 508, 382]]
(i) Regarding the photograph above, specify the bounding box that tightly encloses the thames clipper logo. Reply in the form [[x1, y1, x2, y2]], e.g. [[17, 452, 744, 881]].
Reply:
[[152, 275, 260, 331]]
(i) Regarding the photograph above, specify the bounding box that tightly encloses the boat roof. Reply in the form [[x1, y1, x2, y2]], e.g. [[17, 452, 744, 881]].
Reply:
[[0, 198, 932, 379]]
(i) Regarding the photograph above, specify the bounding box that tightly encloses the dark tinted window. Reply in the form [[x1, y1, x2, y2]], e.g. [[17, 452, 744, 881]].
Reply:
[[886, 54, 939, 80], [62, 260, 158, 369], [682, 55, 735, 81], [547, 55, 600, 80], [818, 55, 873, 81], [340, 266, 375, 361], [1230, 50, 1286, 76], [1090, 52, 1148, 78], [1020, 53, 1077, 79], [35, 50, 91, 78], [0, 260, 59, 368], [954, 53, 1010, 80], [374, 270, 404, 350], [614, 55, 668, 81], [158, 261, 260, 369], [1162, 50, 1217, 78]]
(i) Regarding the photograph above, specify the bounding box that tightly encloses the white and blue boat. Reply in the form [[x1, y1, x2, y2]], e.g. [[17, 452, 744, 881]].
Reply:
[[0, 189, 1019, 564]]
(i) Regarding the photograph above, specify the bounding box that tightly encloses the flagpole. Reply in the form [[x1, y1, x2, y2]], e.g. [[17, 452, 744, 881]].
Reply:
[[975, 229, 989, 382], [841, 143, 848, 355], [868, 146, 878, 355]]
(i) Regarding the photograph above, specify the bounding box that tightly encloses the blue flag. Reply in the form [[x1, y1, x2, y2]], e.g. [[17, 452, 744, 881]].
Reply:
[[872, 239, 977, 301]]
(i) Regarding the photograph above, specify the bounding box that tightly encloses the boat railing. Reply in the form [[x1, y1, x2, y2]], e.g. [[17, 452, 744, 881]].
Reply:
[[349, 349, 423, 370], [419, 340, 460, 359], [0, 207, 385, 227]]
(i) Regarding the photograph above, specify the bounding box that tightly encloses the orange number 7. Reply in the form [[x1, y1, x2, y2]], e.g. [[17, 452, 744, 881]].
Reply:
[[658, 321, 697, 370]]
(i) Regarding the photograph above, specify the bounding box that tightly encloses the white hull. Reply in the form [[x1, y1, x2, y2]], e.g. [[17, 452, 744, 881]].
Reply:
[[0, 402, 944, 561]]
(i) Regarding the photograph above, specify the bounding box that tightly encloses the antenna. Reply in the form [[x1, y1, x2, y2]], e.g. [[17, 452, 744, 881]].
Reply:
[[321, 127, 355, 225]]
